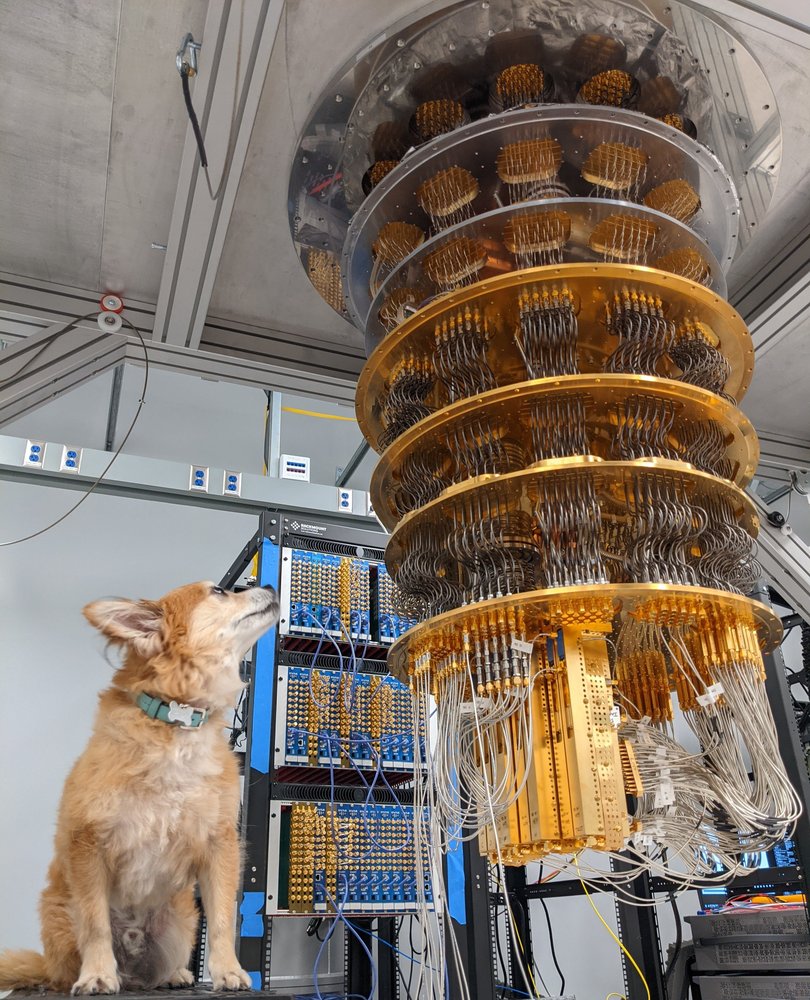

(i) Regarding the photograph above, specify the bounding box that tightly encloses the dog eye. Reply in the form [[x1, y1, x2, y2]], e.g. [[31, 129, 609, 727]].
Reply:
[[211, 586, 225, 596]]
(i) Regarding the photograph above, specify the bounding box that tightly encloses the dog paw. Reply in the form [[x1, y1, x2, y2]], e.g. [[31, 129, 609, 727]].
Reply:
[[210, 967, 252, 991], [71, 971, 121, 995], [160, 968, 194, 988]]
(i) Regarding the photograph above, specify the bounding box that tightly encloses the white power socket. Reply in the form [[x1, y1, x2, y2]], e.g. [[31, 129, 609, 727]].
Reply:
[[59, 445, 82, 473], [23, 440, 45, 468], [223, 470, 242, 497], [189, 465, 209, 492], [337, 487, 353, 512]]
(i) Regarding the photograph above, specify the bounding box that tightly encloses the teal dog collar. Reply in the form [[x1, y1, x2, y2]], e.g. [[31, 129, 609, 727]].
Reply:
[[135, 692, 209, 729]]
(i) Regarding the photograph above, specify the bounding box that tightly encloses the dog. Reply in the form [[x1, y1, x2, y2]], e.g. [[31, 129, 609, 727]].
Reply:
[[0, 580, 279, 995]]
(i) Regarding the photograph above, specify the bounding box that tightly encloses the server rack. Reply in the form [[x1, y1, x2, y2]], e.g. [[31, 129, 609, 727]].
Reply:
[[216, 509, 429, 996]]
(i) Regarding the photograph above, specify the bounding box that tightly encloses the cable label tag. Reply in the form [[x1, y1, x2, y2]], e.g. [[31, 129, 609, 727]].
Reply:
[[511, 639, 533, 655], [654, 781, 675, 808], [609, 705, 621, 728], [697, 682, 725, 707]]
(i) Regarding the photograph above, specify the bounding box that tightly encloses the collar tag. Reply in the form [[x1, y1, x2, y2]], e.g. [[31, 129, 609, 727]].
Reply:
[[167, 701, 196, 727]]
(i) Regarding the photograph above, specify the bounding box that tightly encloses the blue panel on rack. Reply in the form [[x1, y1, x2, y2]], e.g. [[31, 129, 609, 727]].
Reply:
[[446, 835, 466, 926], [248, 972, 262, 990], [250, 537, 280, 774], [239, 891, 265, 938], [446, 769, 466, 925]]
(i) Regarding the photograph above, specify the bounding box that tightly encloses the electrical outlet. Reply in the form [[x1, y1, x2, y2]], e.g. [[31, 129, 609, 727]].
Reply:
[[23, 440, 45, 468], [59, 445, 82, 473], [337, 487, 353, 512], [189, 465, 209, 492], [280, 454, 310, 481], [223, 470, 242, 497]]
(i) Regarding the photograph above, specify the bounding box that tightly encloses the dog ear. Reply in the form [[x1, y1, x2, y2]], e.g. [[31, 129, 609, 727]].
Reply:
[[83, 598, 164, 656]]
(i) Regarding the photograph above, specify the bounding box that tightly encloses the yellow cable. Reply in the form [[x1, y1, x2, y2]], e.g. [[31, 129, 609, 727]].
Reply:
[[504, 900, 542, 999], [282, 406, 356, 422], [605, 994, 627, 1000], [575, 857, 651, 1000]]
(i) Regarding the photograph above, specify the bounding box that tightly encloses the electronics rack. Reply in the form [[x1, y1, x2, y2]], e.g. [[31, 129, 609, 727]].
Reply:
[[216, 509, 426, 996]]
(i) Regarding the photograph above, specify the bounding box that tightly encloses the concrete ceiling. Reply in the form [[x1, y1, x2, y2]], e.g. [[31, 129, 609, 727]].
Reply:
[[0, 0, 809, 452]]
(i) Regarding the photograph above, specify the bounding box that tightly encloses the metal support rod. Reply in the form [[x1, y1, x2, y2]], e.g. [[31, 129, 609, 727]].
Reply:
[[376, 917, 399, 1000], [264, 390, 282, 476], [235, 513, 281, 988], [753, 583, 810, 913], [345, 917, 374, 1000], [611, 857, 667, 1000], [503, 866, 533, 993], [446, 838, 496, 1000], [335, 439, 370, 487], [104, 365, 124, 451]]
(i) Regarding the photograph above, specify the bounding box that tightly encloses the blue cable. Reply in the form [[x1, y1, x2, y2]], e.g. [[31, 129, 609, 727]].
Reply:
[[495, 986, 533, 998], [301, 609, 345, 711], [343, 919, 439, 973], [322, 877, 378, 1000], [312, 873, 348, 1000]]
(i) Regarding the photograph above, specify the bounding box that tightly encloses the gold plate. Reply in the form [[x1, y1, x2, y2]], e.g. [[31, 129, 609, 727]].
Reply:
[[369, 374, 759, 521], [385, 584, 782, 682], [384, 454, 759, 553], [355, 264, 755, 445]]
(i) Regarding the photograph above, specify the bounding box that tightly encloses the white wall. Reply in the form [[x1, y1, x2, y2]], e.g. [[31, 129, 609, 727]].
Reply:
[[0, 479, 256, 951]]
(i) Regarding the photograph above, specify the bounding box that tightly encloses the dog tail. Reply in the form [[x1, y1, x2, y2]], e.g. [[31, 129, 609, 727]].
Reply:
[[0, 949, 48, 988]]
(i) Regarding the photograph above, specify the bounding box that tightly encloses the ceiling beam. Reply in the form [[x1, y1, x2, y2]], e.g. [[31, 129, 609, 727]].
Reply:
[[0, 319, 127, 427], [0, 270, 361, 404], [152, 0, 284, 351]]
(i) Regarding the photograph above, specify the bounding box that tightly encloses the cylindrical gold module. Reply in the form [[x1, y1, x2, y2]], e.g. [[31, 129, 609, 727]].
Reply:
[[588, 214, 659, 261], [568, 32, 627, 75], [416, 165, 480, 230], [581, 142, 648, 194], [652, 247, 712, 285], [659, 112, 698, 139], [410, 98, 467, 142], [423, 237, 489, 290], [643, 178, 701, 223], [502, 210, 572, 267], [372, 222, 426, 267], [362, 159, 399, 195], [492, 63, 552, 109], [497, 137, 563, 185], [577, 69, 640, 108], [638, 76, 684, 116]]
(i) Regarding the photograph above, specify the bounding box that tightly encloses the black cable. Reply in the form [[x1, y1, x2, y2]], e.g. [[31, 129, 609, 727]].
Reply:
[[405, 914, 419, 1000], [536, 864, 566, 995], [665, 891, 683, 981], [180, 68, 208, 168], [0, 314, 150, 547]]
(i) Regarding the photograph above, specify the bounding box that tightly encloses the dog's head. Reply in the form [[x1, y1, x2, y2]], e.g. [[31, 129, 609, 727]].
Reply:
[[83, 582, 279, 709]]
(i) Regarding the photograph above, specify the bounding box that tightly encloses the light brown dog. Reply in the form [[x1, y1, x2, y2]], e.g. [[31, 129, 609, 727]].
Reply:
[[0, 581, 278, 995]]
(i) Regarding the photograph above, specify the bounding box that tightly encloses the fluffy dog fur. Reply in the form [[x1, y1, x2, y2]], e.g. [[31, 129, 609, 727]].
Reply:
[[0, 580, 279, 995]]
